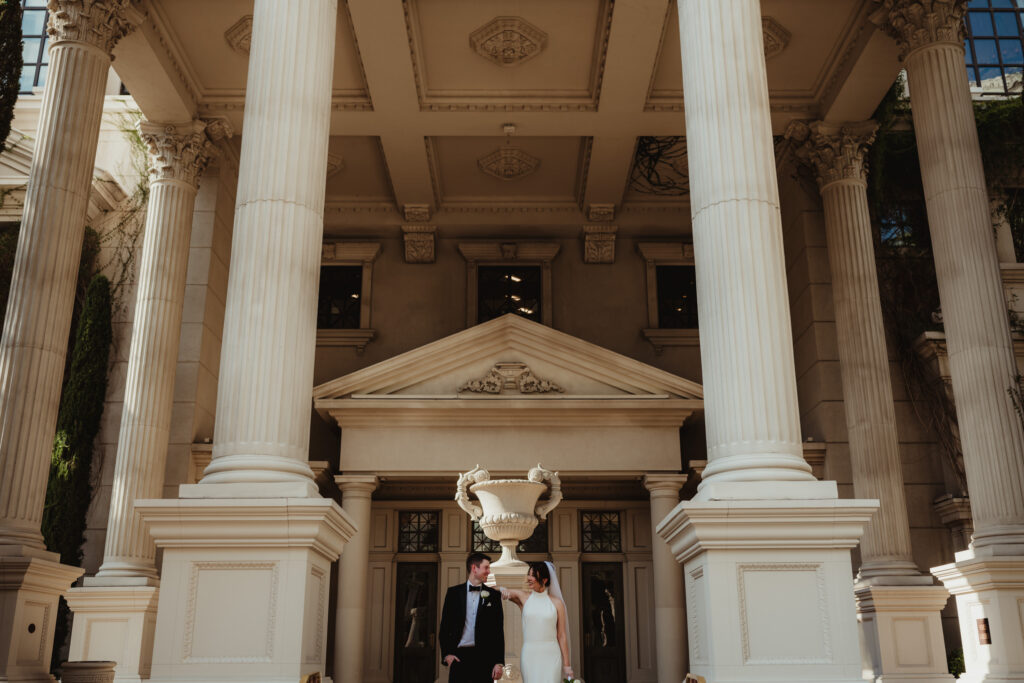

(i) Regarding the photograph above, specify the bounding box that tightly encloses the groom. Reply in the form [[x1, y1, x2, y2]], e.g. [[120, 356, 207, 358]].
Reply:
[[439, 552, 505, 682]]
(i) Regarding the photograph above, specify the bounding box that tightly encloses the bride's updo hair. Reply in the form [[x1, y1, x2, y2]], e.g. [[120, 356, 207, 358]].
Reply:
[[527, 561, 551, 588]]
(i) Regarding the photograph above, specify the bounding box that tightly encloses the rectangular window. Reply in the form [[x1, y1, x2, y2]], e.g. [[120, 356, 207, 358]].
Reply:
[[964, 1, 1024, 94], [398, 511, 439, 553], [580, 511, 622, 553], [477, 265, 542, 324], [20, 0, 48, 94], [655, 265, 699, 329], [317, 265, 362, 329]]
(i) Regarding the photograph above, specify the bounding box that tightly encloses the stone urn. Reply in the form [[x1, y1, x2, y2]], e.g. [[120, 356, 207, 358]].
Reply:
[[455, 463, 562, 567]]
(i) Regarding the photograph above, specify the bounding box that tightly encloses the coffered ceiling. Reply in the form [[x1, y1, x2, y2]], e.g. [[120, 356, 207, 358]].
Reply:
[[114, 0, 901, 236]]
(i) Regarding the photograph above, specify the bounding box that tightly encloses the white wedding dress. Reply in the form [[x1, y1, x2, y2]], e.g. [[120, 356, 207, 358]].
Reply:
[[520, 590, 563, 683]]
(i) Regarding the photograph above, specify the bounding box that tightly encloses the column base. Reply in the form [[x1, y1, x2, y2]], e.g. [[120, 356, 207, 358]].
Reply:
[[65, 579, 159, 683], [134, 497, 355, 683], [855, 582, 953, 683], [932, 548, 1024, 683], [0, 546, 84, 683], [487, 563, 528, 682], [656, 498, 878, 683]]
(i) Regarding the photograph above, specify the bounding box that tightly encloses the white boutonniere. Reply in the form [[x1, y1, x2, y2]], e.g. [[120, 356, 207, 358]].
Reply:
[[481, 590, 491, 599]]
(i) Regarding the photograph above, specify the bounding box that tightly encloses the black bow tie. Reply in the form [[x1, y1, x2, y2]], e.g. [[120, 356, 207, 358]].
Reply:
[[469, 585, 483, 592]]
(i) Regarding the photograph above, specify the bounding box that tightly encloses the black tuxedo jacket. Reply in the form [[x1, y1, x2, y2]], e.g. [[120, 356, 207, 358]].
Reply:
[[439, 583, 505, 667]]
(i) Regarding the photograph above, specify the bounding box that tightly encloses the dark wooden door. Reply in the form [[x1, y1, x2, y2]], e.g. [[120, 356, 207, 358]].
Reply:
[[581, 562, 627, 683], [394, 563, 438, 683]]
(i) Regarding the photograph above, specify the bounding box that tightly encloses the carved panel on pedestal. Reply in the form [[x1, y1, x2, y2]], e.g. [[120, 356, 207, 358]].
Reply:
[[736, 563, 830, 664]]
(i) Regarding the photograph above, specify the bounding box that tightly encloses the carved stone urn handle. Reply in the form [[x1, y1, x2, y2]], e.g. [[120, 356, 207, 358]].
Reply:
[[456, 464, 489, 521], [529, 463, 562, 520]]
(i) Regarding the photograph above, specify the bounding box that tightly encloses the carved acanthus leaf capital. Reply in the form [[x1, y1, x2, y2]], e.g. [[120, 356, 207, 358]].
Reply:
[[46, 0, 141, 54], [785, 120, 878, 189], [138, 118, 233, 188], [875, 0, 967, 60]]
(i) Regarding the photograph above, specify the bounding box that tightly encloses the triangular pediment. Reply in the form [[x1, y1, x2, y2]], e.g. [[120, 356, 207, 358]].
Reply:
[[313, 314, 703, 403]]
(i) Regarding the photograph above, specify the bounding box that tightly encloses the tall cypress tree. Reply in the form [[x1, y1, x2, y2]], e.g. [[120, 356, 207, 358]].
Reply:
[[0, 0, 23, 149]]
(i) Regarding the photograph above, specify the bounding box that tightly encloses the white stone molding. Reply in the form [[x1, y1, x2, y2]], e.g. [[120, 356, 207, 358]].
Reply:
[[583, 225, 617, 264], [785, 120, 878, 188], [188, 442, 213, 485], [933, 494, 974, 552], [403, 203, 431, 222], [402, 225, 436, 264], [458, 361, 563, 394], [139, 118, 232, 188], [875, 0, 967, 60], [224, 15, 252, 55], [60, 661, 116, 683], [761, 17, 791, 59], [477, 145, 539, 181], [458, 241, 560, 327], [587, 203, 615, 222], [318, 241, 380, 353], [637, 242, 698, 352], [46, 0, 141, 53], [469, 16, 548, 67], [197, 0, 338, 494]]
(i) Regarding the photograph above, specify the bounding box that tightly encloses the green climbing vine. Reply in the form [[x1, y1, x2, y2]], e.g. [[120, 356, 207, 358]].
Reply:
[[868, 76, 1024, 494], [0, 0, 23, 150]]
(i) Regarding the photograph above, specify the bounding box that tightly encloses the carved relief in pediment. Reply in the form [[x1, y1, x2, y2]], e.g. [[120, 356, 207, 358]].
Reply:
[[459, 362, 563, 394]]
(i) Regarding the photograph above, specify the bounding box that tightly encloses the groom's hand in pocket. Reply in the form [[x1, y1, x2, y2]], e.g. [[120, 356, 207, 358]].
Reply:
[[444, 655, 460, 666]]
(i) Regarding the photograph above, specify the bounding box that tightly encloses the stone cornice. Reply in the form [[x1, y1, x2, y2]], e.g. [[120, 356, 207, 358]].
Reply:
[[785, 120, 878, 188], [47, 0, 142, 54], [138, 118, 232, 188], [875, 0, 967, 60]]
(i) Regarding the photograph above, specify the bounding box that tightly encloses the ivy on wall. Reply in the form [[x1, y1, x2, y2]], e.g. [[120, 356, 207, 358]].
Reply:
[[0, 0, 22, 149]]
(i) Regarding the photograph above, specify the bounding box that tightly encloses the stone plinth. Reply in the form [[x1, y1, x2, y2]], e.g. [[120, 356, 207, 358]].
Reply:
[[136, 498, 354, 683], [60, 661, 116, 683], [657, 499, 877, 683], [65, 582, 159, 683]]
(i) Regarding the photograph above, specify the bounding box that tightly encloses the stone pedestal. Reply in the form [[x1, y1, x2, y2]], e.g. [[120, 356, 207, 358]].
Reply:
[[487, 563, 528, 682], [933, 550, 1024, 683], [854, 584, 953, 683], [60, 661, 116, 683], [0, 548, 83, 683], [657, 500, 877, 683], [64, 582, 159, 683], [135, 498, 354, 683]]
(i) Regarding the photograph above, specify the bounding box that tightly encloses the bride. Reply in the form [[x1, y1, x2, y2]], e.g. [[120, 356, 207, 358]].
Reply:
[[500, 561, 575, 683]]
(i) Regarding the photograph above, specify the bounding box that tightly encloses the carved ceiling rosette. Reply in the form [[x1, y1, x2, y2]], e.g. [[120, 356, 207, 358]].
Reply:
[[224, 15, 253, 55], [477, 146, 540, 181], [762, 17, 792, 59], [470, 16, 548, 67], [46, 0, 140, 53]]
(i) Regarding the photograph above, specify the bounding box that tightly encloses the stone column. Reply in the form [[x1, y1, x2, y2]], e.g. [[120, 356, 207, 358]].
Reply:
[[0, 3, 136, 682], [642, 475, 687, 683], [333, 476, 378, 683], [788, 120, 952, 683], [680, 0, 822, 498], [65, 119, 230, 683], [190, 0, 339, 497], [136, 3, 353, 682], [656, 4, 878, 683], [876, 3, 1024, 680]]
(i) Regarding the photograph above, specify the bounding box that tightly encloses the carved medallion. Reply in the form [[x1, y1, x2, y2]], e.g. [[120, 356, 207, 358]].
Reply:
[[762, 17, 791, 59], [225, 15, 252, 55], [459, 362, 563, 394], [478, 146, 539, 181], [470, 16, 548, 67]]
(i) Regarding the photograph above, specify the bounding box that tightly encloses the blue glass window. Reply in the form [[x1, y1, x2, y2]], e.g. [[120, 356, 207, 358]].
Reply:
[[964, 1, 1024, 94], [20, 0, 48, 94]]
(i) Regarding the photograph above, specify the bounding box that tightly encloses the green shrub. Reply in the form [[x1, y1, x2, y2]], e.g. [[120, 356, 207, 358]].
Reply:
[[0, 0, 22, 149]]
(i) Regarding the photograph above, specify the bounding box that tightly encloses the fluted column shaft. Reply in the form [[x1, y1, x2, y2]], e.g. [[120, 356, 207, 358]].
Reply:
[[881, 0, 1024, 549], [96, 121, 228, 578], [789, 121, 920, 577], [678, 0, 814, 491], [201, 0, 337, 488], [644, 476, 688, 683], [334, 476, 377, 683], [0, 1, 135, 548]]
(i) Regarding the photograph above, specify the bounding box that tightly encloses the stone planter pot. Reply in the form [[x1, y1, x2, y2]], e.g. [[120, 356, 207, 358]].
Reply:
[[60, 661, 116, 683], [456, 464, 561, 566]]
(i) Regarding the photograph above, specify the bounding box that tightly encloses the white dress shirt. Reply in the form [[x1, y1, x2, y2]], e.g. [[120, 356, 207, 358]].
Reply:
[[457, 580, 483, 647]]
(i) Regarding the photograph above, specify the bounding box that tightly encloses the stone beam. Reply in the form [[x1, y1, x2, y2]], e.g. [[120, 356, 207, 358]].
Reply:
[[112, 16, 197, 123], [821, 28, 902, 124]]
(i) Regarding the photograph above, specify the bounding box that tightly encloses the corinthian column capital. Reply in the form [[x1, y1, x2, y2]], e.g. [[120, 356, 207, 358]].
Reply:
[[138, 118, 233, 188], [786, 120, 878, 189], [46, 0, 142, 54], [875, 0, 967, 59]]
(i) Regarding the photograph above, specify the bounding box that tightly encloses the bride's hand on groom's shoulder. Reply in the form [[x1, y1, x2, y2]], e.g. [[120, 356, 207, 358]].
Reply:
[[499, 587, 510, 600]]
